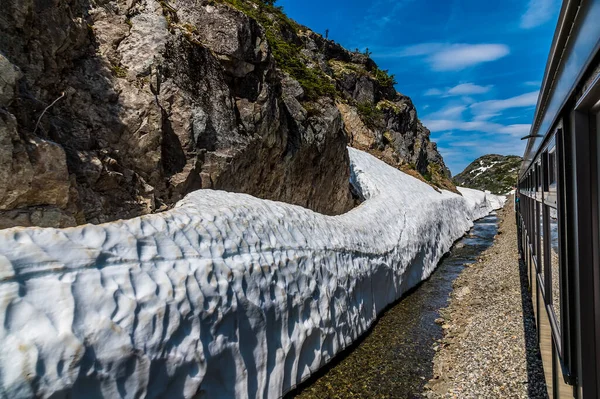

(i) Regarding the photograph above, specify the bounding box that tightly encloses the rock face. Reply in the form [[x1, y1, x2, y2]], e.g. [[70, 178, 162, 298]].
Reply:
[[0, 148, 503, 399], [453, 154, 523, 194], [0, 0, 450, 228]]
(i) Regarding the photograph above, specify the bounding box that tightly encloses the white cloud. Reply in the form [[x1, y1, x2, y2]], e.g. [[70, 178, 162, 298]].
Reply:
[[460, 96, 477, 105], [497, 124, 532, 136], [397, 43, 445, 57], [471, 91, 539, 115], [451, 141, 479, 147], [524, 81, 541, 87], [426, 105, 467, 119], [423, 119, 463, 132], [432, 131, 454, 143], [424, 91, 537, 133], [520, 0, 558, 29], [447, 83, 492, 95], [429, 44, 510, 71], [424, 83, 493, 97], [424, 88, 444, 96], [422, 119, 531, 137], [473, 112, 501, 121], [381, 43, 510, 71]]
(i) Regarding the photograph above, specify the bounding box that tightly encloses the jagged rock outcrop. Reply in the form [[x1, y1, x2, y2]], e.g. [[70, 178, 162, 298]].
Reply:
[[276, 27, 454, 191], [453, 154, 523, 194], [0, 0, 451, 228], [0, 0, 353, 228]]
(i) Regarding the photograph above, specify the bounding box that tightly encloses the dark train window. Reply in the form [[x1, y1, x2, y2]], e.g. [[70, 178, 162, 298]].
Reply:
[[538, 202, 545, 289], [540, 142, 561, 340], [549, 206, 561, 334], [542, 153, 549, 192], [529, 170, 535, 191], [548, 149, 557, 187], [532, 197, 537, 256]]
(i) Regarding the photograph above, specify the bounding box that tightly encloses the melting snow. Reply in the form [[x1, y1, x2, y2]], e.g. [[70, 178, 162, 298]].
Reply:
[[470, 161, 500, 179], [0, 148, 504, 398]]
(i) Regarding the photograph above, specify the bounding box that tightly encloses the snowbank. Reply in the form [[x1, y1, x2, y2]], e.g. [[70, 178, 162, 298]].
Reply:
[[457, 187, 506, 220], [0, 148, 504, 399]]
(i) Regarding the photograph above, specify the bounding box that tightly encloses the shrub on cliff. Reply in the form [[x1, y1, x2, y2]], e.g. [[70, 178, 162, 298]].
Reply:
[[373, 67, 397, 88], [222, 0, 335, 100], [357, 102, 384, 130]]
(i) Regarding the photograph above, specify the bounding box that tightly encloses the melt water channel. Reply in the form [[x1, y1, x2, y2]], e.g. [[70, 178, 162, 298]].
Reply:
[[287, 212, 499, 399]]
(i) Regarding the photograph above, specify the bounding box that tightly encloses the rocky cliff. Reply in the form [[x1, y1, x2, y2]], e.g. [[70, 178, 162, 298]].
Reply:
[[453, 154, 522, 194], [0, 0, 452, 229]]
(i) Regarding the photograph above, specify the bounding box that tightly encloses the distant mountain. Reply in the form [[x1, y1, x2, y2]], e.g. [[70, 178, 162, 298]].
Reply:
[[453, 154, 522, 194]]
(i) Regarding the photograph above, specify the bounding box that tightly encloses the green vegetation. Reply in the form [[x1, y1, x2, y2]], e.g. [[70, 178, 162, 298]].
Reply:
[[159, 0, 179, 25], [424, 162, 443, 183], [377, 99, 405, 115], [265, 30, 336, 99], [216, 0, 397, 99], [87, 23, 96, 36], [373, 67, 397, 88], [382, 130, 394, 145], [422, 170, 432, 182], [182, 23, 198, 34], [219, 0, 335, 100], [329, 60, 397, 90], [111, 64, 128, 78], [357, 102, 384, 130], [328, 60, 366, 78], [303, 102, 321, 118]]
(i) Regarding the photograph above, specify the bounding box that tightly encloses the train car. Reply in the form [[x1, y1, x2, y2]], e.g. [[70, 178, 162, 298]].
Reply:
[[516, 1, 600, 398]]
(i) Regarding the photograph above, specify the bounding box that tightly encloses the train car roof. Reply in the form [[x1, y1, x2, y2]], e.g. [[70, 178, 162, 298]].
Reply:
[[521, 0, 600, 176]]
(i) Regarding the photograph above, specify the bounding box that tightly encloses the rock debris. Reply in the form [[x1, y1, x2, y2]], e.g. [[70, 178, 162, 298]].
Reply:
[[425, 198, 547, 398]]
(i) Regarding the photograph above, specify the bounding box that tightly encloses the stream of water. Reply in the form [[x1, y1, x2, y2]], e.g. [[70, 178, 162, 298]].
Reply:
[[288, 213, 499, 399]]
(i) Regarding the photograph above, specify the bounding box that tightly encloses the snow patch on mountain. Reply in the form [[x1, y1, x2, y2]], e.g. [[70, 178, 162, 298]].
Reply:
[[454, 154, 522, 195], [0, 148, 504, 399]]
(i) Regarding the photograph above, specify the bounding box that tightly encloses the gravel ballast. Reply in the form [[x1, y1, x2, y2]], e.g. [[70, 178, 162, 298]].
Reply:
[[425, 198, 548, 398]]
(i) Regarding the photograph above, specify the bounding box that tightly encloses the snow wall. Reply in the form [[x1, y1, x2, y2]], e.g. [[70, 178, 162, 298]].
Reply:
[[0, 148, 505, 399]]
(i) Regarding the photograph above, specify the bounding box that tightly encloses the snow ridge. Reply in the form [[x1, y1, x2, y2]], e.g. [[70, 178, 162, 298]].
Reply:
[[0, 148, 504, 399]]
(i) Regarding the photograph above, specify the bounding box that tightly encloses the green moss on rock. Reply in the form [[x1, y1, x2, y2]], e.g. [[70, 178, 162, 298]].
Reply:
[[221, 0, 335, 100], [356, 102, 384, 130]]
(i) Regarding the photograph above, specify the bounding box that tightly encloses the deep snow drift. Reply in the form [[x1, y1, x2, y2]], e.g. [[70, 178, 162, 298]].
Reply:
[[0, 148, 504, 399]]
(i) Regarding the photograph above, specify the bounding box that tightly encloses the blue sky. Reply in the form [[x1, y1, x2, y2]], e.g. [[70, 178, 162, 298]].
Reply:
[[277, 0, 561, 174]]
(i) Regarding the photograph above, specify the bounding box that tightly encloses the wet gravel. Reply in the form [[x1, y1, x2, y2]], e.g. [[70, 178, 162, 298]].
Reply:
[[425, 198, 548, 398]]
